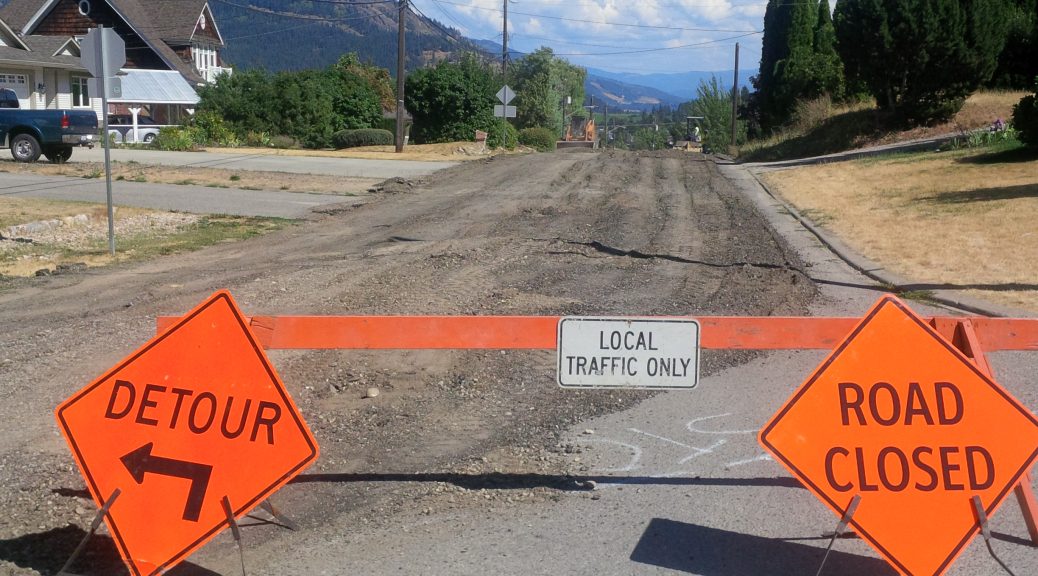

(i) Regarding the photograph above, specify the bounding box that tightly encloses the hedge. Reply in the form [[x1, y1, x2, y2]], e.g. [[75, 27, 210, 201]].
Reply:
[[519, 127, 557, 151], [333, 128, 394, 149], [1013, 79, 1038, 147]]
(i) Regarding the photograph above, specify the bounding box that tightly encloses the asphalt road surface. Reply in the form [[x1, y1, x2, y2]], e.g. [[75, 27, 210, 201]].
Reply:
[[0, 171, 359, 218], [0, 149, 1034, 576], [73, 146, 458, 179]]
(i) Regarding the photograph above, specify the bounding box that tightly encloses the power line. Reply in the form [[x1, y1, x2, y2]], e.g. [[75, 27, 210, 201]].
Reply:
[[410, 2, 501, 58], [223, 21, 325, 41], [513, 31, 753, 51], [293, 0, 396, 4], [548, 32, 761, 56], [430, 0, 761, 33], [407, 2, 464, 44]]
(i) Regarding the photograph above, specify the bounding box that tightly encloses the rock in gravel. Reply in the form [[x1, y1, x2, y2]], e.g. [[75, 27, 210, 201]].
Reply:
[[364, 387, 380, 399]]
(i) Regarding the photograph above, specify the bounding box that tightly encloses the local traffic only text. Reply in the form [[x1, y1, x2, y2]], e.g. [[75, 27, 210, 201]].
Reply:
[[557, 318, 700, 389]]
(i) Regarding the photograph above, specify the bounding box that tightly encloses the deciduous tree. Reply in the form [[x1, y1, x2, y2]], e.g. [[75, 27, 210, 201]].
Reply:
[[404, 54, 498, 143]]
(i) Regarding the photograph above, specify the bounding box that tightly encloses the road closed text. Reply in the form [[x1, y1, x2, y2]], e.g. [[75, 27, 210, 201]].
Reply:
[[823, 380, 994, 492], [557, 318, 700, 389]]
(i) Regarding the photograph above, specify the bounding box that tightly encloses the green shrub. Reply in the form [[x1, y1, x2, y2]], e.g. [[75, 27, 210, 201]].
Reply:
[[270, 135, 297, 149], [152, 127, 196, 151], [243, 131, 272, 147], [486, 120, 518, 150], [518, 127, 557, 151], [332, 128, 394, 149], [965, 126, 1020, 148], [189, 111, 239, 147], [1012, 79, 1038, 147]]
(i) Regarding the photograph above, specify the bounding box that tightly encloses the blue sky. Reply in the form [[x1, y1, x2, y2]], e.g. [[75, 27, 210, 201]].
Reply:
[[409, 0, 766, 74]]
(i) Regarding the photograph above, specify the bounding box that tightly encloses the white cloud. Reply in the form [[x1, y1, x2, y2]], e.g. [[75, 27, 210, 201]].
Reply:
[[413, 0, 765, 72]]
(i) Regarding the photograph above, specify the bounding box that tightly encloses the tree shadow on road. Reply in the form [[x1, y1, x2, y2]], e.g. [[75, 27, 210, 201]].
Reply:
[[629, 518, 896, 575]]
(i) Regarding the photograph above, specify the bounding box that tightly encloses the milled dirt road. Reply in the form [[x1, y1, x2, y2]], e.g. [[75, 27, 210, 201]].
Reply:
[[0, 149, 813, 575]]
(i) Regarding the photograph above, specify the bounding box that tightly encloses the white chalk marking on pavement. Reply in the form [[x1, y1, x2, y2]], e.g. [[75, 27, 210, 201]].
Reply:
[[686, 413, 758, 435], [577, 438, 643, 473], [725, 454, 773, 468]]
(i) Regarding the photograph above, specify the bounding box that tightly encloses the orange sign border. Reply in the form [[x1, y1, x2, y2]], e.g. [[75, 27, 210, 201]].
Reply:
[[759, 295, 1038, 576], [56, 291, 319, 575]]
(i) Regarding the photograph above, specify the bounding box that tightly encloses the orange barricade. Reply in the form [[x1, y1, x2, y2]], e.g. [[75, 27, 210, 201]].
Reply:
[[155, 313, 1038, 545], [156, 315, 1038, 352]]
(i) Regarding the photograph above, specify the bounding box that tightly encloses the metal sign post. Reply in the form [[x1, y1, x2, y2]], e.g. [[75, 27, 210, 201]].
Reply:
[[81, 26, 125, 257]]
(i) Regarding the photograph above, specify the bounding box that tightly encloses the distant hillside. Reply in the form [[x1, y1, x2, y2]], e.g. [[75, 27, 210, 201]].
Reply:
[[470, 39, 684, 111], [208, 0, 480, 72], [585, 75, 684, 112], [587, 68, 759, 101]]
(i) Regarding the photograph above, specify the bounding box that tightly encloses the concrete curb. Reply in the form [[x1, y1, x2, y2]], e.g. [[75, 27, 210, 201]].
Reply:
[[717, 157, 1032, 319]]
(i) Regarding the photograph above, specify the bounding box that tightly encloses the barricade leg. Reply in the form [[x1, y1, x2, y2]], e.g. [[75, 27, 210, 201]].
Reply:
[[940, 319, 1038, 547]]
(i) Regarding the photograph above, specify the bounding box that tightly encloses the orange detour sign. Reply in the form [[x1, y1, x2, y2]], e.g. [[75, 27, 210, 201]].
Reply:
[[759, 295, 1038, 576], [55, 290, 318, 576]]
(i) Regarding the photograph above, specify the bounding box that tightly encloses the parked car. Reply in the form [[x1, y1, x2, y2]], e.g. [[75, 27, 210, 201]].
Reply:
[[107, 114, 162, 144], [0, 88, 97, 163]]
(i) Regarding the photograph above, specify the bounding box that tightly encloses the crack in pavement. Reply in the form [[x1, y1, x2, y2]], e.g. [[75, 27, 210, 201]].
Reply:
[[550, 238, 804, 273]]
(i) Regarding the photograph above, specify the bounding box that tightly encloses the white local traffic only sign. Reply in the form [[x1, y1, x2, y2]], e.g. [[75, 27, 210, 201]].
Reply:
[[557, 317, 700, 389]]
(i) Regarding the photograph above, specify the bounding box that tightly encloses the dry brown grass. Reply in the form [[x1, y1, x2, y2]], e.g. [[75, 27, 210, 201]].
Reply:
[[206, 141, 513, 162], [760, 146, 1038, 312], [0, 198, 107, 230]]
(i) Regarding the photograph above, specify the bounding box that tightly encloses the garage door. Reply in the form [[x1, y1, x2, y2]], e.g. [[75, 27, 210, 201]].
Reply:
[[0, 73, 29, 108]]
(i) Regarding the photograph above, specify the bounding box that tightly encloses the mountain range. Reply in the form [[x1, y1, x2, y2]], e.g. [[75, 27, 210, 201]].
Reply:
[[0, 0, 756, 110]]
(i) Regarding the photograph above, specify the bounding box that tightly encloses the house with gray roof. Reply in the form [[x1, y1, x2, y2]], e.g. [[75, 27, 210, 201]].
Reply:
[[0, 0, 229, 130]]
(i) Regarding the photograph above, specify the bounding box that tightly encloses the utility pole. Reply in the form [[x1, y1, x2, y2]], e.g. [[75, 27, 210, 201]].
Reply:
[[730, 42, 739, 151], [396, 0, 407, 153], [502, 0, 508, 82]]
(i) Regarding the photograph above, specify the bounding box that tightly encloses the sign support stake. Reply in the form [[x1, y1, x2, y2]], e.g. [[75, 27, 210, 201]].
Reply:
[[222, 496, 247, 576], [971, 495, 1019, 576], [57, 488, 121, 576], [935, 318, 1038, 547], [260, 498, 298, 531], [814, 493, 860, 576]]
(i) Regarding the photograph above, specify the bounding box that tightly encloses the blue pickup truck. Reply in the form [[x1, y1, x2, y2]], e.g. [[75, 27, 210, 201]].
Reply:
[[0, 87, 98, 163]]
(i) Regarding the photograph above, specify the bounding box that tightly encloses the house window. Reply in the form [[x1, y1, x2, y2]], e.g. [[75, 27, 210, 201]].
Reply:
[[193, 45, 218, 72], [71, 76, 90, 107]]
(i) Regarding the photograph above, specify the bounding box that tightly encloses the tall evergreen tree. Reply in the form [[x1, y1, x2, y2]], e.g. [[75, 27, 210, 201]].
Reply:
[[757, 0, 792, 130], [813, 0, 845, 99], [757, 0, 846, 130], [989, 0, 1036, 88], [834, 0, 1007, 123]]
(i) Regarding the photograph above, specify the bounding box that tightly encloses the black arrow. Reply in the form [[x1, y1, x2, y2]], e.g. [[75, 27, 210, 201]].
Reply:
[[120, 443, 213, 522]]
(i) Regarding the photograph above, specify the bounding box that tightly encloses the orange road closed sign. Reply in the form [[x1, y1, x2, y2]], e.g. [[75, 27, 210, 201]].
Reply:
[[760, 295, 1038, 576], [56, 291, 319, 576]]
